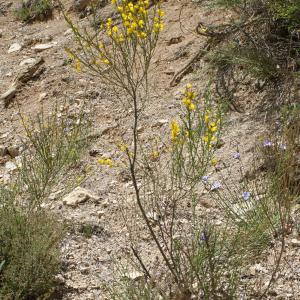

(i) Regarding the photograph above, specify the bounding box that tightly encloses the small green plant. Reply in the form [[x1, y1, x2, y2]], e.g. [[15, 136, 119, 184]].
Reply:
[[0, 102, 87, 298], [18, 103, 89, 208], [0, 198, 64, 299], [107, 278, 163, 300], [210, 44, 280, 80], [270, 0, 300, 30], [15, 0, 53, 22], [80, 223, 94, 238]]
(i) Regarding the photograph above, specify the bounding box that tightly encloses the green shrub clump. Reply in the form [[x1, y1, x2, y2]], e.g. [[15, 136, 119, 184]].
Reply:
[[208, 0, 300, 83], [15, 0, 53, 22], [0, 197, 63, 299]]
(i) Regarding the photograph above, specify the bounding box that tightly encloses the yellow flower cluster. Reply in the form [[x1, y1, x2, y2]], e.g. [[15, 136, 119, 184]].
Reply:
[[202, 110, 220, 148], [98, 158, 113, 167], [182, 83, 196, 111], [113, 0, 149, 39], [96, 42, 110, 65], [104, 17, 125, 44], [110, 0, 164, 39], [171, 120, 180, 142], [117, 142, 128, 152], [153, 8, 164, 33]]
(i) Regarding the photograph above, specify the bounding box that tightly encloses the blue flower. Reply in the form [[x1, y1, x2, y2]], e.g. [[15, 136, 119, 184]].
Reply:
[[232, 152, 240, 159], [200, 232, 207, 241], [211, 181, 221, 191], [202, 175, 209, 183], [263, 140, 272, 147], [242, 191, 251, 201]]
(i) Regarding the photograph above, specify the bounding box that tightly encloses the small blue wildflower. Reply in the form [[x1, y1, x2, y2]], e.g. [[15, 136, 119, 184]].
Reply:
[[202, 175, 209, 183], [242, 191, 251, 201], [263, 140, 272, 147], [211, 181, 222, 191], [232, 152, 241, 159], [200, 232, 207, 241]]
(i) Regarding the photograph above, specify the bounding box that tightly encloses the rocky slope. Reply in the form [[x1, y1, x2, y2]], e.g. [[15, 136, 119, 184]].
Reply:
[[1, 0, 300, 299]]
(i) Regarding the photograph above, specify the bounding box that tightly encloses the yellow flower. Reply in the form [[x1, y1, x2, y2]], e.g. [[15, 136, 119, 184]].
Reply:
[[119, 33, 125, 42], [138, 19, 145, 27], [189, 103, 196, 110], [128, 12, 133, 20], [131, 22, 138, 30], [139, 7, 147, 15], [106, 18, 112, 27], [127, 27, 134, 35], [151, 151, 160, 159], [187, 91, 196, 99], [210, 126, 217, 133], [209, 122, 218, 132], [183, 97, 191, 106], [186, 83, 192, 89], [102, 58, 110, 64], [138, 32, 147, 39], [105, 159, 113, 167], [98, 158, 105, 164], [118, 143, 128, 152], [204, 114, 209, 123], [157, 9, 165, 17], [153, 22, 164, 33], [171, 120, 180, 142], [202, 136, 209, 143], [211, 158, 217, 166], [112, 26, 118, 33], [98, 158, 113, 167], [111, 0, 116, 4]]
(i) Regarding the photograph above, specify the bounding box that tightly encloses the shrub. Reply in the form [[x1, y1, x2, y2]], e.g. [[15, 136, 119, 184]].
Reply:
[[197, 0, 300, 108], [18, 103, 88, 208], [0, 200, 64, 299], [15, 0, 53, 22], [0, 103, 87, 298]]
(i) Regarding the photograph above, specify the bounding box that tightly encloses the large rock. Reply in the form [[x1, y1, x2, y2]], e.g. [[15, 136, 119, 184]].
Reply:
[[62, 187, 100, 207]]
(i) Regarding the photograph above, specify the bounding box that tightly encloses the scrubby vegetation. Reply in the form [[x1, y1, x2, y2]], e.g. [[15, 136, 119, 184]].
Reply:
[[15, 0, 53, 22], [200, 0, 300, 108], [0, 105, 87, 298]]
